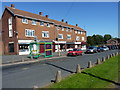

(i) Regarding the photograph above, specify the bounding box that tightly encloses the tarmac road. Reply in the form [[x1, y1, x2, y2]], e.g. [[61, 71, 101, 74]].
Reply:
[[2, 50, 118, 88]]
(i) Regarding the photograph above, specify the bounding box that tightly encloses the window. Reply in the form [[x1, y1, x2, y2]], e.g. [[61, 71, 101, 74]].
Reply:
[[75, 30, 77, 34], [22, 18, 28, 24], [40, 21, 44, 26], [67, 35, 71, 40], [32, 20, 36, 25], [81, 31, 83, 34], [47, 23, 50, 27], [62, 27, 64, 31], [82, 37, 84, 41], [8, 43, 14, 52], [57, 26, 60, 30], [66, 28, 68, 31], [42, 31, 49, 38], [70, 28, 72, 32], [76, 36, 80, 41], [78, 31, 80, 34], [25, 29, 35, 37], [58, 34, 63, 39], [8, 17, 13, 37]]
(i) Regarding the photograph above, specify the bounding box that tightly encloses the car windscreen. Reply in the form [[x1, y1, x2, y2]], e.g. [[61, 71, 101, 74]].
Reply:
[[89, 47, 94, 49], [73, 49, 77, 51]]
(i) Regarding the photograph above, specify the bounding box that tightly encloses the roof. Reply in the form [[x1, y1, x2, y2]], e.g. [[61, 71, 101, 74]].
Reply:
[[6, 6, 85, 32]]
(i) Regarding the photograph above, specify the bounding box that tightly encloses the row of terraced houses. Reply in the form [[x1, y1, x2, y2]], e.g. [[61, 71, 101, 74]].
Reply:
[[1, 4, 87, 55]]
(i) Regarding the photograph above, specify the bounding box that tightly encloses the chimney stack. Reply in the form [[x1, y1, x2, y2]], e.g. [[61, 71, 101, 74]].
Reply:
[[45, 15, 48, 18], [39, 12, 42, 16], [76, 24, 78, 26], [61, 19, 64, 22], [66, 21, 68, 24], [11, 4, 15, 8]]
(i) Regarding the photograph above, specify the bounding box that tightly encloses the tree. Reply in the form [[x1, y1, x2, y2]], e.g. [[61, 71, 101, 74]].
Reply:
[[87, 36, 95, 46], [104, 34, 112, 44]]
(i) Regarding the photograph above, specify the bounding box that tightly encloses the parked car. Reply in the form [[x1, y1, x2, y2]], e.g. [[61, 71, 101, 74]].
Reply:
[[101, 46, 109, 51], [85, 46, 97, 53], [97, 47, 104, 52], [67, 48, 83, 56]]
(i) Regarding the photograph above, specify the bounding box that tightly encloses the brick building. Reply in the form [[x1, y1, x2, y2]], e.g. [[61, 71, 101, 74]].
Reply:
[[1, 4, 87, 55]]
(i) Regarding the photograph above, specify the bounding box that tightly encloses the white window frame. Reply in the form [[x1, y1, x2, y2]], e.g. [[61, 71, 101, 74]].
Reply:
[[32, 20, 36, 25], [47, 23, 50, 27], [40, 21, 44, 26], [42, 31, 49, 38], [58, 34, 63, 39], [78, 31, 80, 34], [22, 18, 28, 24], [66, 27, 68, 32], [75, 30, 77, 34], [62, 27, 64, 31], [76, 36, 80, 41], [67, 35, 71, 40], [8, 17, 13, 37], [70, 28, 72, 32], [57, 26, 60, 30], [81, 31, 83, 34], [82, 37, 84, 41], [25, 29, 35, 37]]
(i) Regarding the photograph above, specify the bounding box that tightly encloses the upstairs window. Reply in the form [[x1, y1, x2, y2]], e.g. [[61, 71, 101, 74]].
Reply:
[[70, 28, 72, 32], [81, 31, 83, 34], [40, 21, 44, 26], [67, 35, 71, 40], [62, 27, 64, 31], [42, 31, 49, 38], [78, 31, 80, 34], [22, 18, 28, 24], [58, 34, 63, 39], [32, 20, 36, 25], [82, 37, 84, 41], [75, 30, 77, 34], [76, 36, 80, 41], [66, 28, 68, 32], [25, 29, 34, 37], [8, 17, 13, 37], [47, 23, 50, 27], [57, 26, 60, 30]]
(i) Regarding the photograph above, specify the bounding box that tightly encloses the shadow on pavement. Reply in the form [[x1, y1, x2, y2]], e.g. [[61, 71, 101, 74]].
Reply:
[[45, 62, 75, 73]]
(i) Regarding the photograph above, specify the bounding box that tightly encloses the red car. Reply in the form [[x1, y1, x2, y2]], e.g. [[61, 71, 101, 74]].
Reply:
[[67, 48, 83, 56]]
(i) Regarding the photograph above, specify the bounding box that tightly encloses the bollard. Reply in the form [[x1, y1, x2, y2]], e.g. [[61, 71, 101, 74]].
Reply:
[[31, 56, 33, 60], [33, 85, 38, 90], [22, 57, 24, 62], [102, 57, 106, 62], [106, 55, 110, 60], [76, 64, 81, 73], [96, 58, 101, 64], [110, 54, 112, 58], [113, 53, 115, 57], [55, 70, 62, 83], [88, 61, 92, 68]]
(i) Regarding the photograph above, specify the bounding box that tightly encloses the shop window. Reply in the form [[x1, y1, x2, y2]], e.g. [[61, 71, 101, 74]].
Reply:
[[19, 44, 29, 52]]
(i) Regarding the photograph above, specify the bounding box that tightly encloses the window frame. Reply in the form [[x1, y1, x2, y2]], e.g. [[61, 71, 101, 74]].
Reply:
[[25, 29, 35, 37], [76, 36, 80, 41], [40, 21, 44, 26], [58, 34, 63, 39], [32, 20, 36, 25], [67, 34, 71, 40], [22, 18, 28, 24], [42, 31, 49, 38]]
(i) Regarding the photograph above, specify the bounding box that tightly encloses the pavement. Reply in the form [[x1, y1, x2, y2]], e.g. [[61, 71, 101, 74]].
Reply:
[[2, 51, 68, 64], [2, 49, 119, 88]]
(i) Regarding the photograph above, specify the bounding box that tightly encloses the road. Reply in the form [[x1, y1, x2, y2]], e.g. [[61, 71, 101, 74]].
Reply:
[[2, 50, 118, 88]]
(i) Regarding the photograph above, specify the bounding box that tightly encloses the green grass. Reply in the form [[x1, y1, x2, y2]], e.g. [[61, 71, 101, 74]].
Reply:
[[47, 55, 119, 88]]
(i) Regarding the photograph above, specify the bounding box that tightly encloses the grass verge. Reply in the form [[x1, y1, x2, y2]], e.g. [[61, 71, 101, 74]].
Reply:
[[46, 55, 119, 88]]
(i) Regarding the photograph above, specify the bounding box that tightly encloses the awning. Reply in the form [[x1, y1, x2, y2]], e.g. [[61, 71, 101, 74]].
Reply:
[[81, 41, 87, 45]]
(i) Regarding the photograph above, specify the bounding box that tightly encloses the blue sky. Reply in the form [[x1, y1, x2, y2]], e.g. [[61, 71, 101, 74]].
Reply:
[[1, 2, 118, 38]]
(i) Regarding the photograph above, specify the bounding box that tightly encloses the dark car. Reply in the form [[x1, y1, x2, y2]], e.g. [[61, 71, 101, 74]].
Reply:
[[67, 48, 83, 56], [97, 47, 104, 52], [85, 46, 97, 53]]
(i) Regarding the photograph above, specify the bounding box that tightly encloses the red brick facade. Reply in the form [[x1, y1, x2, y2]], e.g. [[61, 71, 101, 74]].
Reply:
[[1, 4, 87, 55]]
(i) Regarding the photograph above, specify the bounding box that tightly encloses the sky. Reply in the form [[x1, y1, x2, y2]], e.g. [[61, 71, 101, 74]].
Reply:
[[1, 2, 118, 38]]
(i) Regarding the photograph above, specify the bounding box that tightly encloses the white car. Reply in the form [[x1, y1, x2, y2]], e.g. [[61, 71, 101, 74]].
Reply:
[[102, 46, 109, 51]]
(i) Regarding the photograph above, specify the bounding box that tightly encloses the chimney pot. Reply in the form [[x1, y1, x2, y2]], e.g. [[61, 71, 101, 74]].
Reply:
[[66, 21, 68, 24], [39, 12, 42, 15], [61, 19, 64, 22], [76, 24, 78, 26], [11, 4, 15, 8], [45, 15, 48, 18]]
